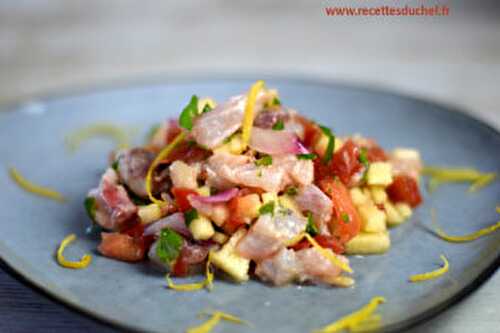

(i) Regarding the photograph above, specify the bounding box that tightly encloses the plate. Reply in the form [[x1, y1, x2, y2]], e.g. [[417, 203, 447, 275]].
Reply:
[[0, 77, 499, 333]]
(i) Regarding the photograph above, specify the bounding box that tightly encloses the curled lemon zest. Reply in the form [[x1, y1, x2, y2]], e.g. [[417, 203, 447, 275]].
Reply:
[[422, 166, 496, 193], [314, 297, 386, 333], [409, 255, 449, 282], [9, 167, 66, 203], [186, 311, 246, 333], [349, 314, 382, 333], [65, 123, 130, 151], [146, 131, 186, 204], [432, 208, 500, 242], [241, 80, 265, 149], [468, 173, 497, 192], [198, 98, 217, 112], [57, 234, 92, 269], [166, 251, 214, 292], [286, 233, 352, 273]]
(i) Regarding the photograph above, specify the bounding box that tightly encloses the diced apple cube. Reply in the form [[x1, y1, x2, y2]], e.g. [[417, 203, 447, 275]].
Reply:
[[367, 162, 393, 186], [358, 203, 387, 233], [210, 229, 250, 282], [345, 231, 391, 255]]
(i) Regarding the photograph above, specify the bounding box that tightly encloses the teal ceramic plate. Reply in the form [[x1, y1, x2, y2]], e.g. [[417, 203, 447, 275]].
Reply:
[[0, 77, 499, 333]]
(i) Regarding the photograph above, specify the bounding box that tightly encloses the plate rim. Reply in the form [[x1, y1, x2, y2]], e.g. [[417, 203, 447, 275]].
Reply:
[[0, 74, 499, 333]]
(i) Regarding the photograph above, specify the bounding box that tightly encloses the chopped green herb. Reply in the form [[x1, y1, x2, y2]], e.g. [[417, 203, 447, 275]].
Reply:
[[359, 147, 369, 167], [111, 160, 119, 172], [255, 155, 273, 166], [272, 119, 285, 131], [156, 228, 183, 264], [285, 187, 298, 196], [341, 213, 350, 223], [146, 123, 160, 142], [179, 95, 199, 131], [201, 103, 213, 114], [259, 201, 275, 215], [319, 125, 335, 164], [306, 212, 319, 236], [257, 170, 263, 178], [84, 197, 96, 221], [297, 153, 317, 160], [272, 97, 281, 106], [184, 209, 199, 226]]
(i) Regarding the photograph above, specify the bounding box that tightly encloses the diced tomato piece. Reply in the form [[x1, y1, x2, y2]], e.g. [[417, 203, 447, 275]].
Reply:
[[98, 232, 146, 262], [367, 146, 388, 162], [296, 115, 321, 148], [386, 175, 422, 208], [319, 178, 361, 243], [331, 140, 363, 186], [314, 235, 345, 254], [121, 222, 155, 254], [171, 187, 198, 212], [223, 196, 247, 234], [290, 239, 311, 251], [290, 235, 344, 254], [172, 256, 189, 277]]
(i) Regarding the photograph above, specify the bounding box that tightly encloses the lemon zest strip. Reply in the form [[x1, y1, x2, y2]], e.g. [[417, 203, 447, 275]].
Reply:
[[9, 167, 66, 203], [65, 123, 130, 151], [286, 233, 352, 273], [422, 166, 496, 193], [432, 208, 500, 243], [146, 131, 186, 204], [186, 311, 246, 333], [313, 297, 386, 333], [166, 251, 214, 291], [409, 255, 449, 282], [56, 234, 92, 269], [241, 80, 265, 149]]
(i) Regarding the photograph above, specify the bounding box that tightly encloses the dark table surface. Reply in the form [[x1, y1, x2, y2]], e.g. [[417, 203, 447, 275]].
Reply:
[[0, 260, 117, 333]]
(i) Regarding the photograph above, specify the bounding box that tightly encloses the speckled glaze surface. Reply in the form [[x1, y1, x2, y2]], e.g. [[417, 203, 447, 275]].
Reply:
[[0, 78, 498, 333]]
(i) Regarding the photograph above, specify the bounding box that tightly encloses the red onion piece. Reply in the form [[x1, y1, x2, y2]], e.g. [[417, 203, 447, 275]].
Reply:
[[190, 188, 239, 204], [143, 212, 191, 238], [249, 127, 305, 155], [296, 141, 310, 154]]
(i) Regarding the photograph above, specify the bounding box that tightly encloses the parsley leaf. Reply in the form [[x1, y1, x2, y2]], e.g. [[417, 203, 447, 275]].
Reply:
[[84, 197, 96, 221], [285, 187, 298, 196], [179, 95, 199, 131], [272, 119, 285, 131], [111, 160, 119, 172], [272, 97, 281, 106], [319, 125, 335, 164], [156, 228, 183, 264], [341, 213, 350, 223], [297, 153, 317, 160], [255, 155, 273, 166], [259, 201, 275, 215], [306, 212, 319, 236], [184, 209, 199, 226], [201, 103, 213, 114], [359, 147, 369, 167]]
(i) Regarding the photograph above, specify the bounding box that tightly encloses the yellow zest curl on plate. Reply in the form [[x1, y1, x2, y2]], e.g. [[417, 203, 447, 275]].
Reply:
[[313, 297, 386, 333], [57, 234, 92, 269], [422, 166, 497, 193], [166, 251, 214, 291], [241, 80, 265, 149], [286, 233, 353, 273], [186, 310, 247, 333], [65, 123, 130, 151], [409, 255, 449, 282], [9, 167, 66, 203], [146, 131, 186, 204], [432, 208, 500, 242]]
